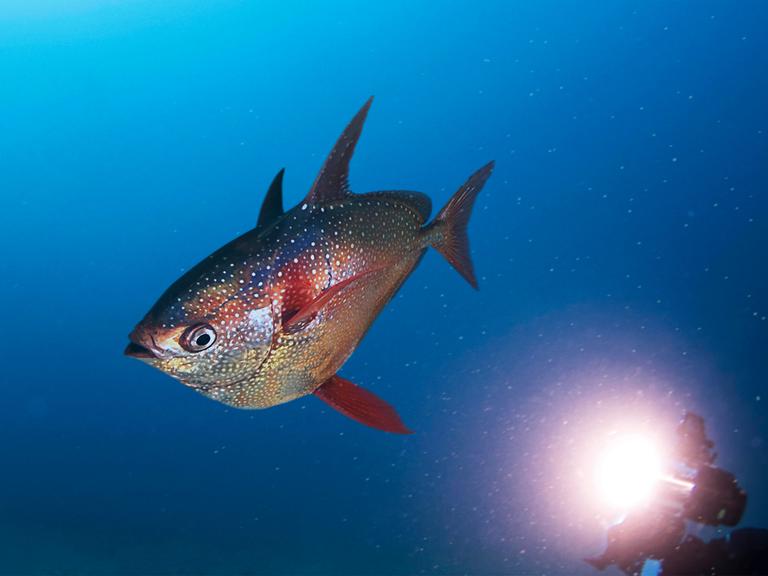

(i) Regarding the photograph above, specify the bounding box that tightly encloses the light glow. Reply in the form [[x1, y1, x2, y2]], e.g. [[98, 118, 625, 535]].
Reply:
[[595, 434, 662, 510]]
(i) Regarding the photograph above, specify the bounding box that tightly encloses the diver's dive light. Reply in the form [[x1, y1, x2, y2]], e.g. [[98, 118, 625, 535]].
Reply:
[[595, 434, 663, 510], [587, 412, 748, 574], [594, 412, 746, 526]]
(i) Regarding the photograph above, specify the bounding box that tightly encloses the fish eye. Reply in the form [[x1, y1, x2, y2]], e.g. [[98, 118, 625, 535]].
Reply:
[[181, 323, 217, 353]]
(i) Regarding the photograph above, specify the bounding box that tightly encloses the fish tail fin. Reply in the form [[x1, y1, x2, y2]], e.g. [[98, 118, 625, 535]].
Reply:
[[428, 161, 494, 289]]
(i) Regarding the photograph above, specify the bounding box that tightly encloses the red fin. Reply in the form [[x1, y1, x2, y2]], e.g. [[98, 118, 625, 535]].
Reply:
[[430, 161, 495, 289], [314, 375, 412, 434], [278, 257, 331, 328], [282, 268, 381, 329]]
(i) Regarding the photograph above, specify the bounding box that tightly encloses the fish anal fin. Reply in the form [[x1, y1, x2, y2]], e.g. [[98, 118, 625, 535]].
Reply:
[[314, 375, 412, 434], [304, 97, 373, 204], [256, 168, 285, 231]]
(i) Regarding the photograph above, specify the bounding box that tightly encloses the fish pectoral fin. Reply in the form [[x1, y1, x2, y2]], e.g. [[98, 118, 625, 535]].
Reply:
[[314, 375, 412, 434], [281, 267, 383, 330]]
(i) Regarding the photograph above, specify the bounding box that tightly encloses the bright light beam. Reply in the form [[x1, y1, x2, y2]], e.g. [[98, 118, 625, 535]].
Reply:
[[595, 434, 662, 510]]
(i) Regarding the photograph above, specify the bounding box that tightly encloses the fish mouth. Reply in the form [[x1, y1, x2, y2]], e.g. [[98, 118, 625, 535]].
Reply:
[[124, 340, 156, 359], [124, 327, 162, 360]]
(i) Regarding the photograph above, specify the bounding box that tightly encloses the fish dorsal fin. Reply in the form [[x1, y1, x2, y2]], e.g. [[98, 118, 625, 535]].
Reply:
[[256, 168, 285, 231], [304, 97, 373, 205]]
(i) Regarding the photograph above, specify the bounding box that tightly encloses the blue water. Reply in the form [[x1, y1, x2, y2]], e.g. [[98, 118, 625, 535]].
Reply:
[[2, 2, 767, 574]]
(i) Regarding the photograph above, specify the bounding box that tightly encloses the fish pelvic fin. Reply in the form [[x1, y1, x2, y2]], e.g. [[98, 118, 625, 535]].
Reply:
[[304, 97, 373, 204], [314, 375, 412, 434], [427, 161, 495, 290], [256, 168, 285, 232]]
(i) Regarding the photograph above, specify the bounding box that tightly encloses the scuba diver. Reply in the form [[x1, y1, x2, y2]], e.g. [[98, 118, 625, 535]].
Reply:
[[586, 412, 768, 575]]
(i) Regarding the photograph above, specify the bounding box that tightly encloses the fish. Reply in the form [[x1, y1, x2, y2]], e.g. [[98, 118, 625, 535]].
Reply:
[[125, 98, 494, 434]]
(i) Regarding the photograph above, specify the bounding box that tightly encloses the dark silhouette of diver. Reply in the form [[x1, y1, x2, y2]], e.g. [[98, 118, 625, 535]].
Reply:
[[586, 413, 768, 575]]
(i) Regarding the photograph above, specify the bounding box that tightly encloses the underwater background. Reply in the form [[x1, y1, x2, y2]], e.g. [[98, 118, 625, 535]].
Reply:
[[1, 1, 767, 574]]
